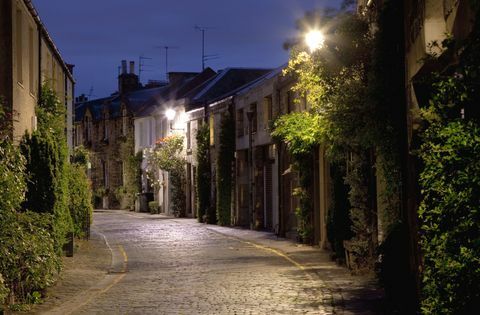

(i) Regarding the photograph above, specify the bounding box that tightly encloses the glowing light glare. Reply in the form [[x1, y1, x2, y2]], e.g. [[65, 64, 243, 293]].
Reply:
[[305, 30, 325, 52], [165, 108, 176, 121]]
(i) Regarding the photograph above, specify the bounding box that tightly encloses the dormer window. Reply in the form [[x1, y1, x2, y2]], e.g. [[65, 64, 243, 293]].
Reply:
[[103, 111, 109, 140]]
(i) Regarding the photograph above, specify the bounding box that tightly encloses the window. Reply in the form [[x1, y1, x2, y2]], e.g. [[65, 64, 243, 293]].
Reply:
[[103, 112, 108, 140], [186, 121, 191, 149], [209, 115, 214, 146], [250, 103, 257, 133], [236, 108, 244, 137], [85, 116, 92, 142], [103, 160, 109, 188], [16, 9, 23, 84], [46, 53, 51, 85], [139, 121, 145, 146], [287, 90, 294, 113], [122, 108, 127, 135], [263, 95, 272, 130], [121, 162, 125, 186], [28, 26, 34, 94]]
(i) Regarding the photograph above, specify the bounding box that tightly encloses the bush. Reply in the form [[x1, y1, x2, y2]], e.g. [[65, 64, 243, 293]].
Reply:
[[148, 201, 160, 214], [20, 133, 73, 253], [145, 135, 186, 217], [0, 211, 60, 305], [419, 121, 480, 314], [0, 273, 8, 307], [0, 140, 26, 215], [67, 164, 93, 238]]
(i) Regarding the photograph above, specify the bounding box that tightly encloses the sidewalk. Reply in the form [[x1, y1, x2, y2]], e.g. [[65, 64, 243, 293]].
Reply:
[[172, 216, 386, 315], [22, 230, 111, 315]]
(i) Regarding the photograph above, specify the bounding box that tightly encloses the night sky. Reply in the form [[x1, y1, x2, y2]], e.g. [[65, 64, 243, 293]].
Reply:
[[33, 0, 341, 98]]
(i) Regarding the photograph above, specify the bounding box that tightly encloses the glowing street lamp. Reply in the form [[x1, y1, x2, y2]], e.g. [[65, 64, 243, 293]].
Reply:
[[165, 108, 184, 131], [305, 30, 325, 52], [165, 108, 176, 121]]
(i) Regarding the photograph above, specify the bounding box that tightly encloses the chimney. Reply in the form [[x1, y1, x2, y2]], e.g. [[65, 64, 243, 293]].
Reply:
[[129, 61, 135, 74], [121, 60, 127, 74]]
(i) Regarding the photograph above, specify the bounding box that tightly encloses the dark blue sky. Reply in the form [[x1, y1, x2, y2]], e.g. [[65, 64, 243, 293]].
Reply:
[[33, 0, 340, 98]]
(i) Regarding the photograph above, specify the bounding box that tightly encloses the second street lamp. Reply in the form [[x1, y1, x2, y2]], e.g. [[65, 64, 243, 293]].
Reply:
[[305, 29, 325, 53]]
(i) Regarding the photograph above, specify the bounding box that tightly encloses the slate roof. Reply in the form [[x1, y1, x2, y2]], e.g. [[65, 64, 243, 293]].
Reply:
[[75, 86, 168, 122], [185, 68, 272, 111], [234, 64, 286, 96], [74, 96, 113, 122]]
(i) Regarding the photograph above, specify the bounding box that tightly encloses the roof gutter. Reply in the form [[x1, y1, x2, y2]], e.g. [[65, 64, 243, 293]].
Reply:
[[23, 0, 75, 82]]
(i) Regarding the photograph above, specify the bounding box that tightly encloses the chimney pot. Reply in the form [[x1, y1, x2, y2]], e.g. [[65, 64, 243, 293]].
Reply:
[[121, 60, 127, 74], [129, 61, 135, 74]]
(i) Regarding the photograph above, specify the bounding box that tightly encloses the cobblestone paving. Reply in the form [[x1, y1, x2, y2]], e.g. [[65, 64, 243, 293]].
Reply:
[[75, 211, 334, 315]]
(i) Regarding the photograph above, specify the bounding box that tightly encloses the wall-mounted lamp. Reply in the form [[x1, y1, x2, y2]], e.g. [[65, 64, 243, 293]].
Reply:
[[165, 108, 184, 131]]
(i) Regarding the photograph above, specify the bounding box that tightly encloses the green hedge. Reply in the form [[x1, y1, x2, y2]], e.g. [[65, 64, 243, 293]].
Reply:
[[67, 164, 93, 238], [20, 133, 73, 253], [0, 211, 60, 305], [0, 139, 60, 306]]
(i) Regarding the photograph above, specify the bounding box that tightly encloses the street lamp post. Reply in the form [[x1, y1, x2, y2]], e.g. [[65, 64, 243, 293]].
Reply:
[[246, 110, 255, 229]]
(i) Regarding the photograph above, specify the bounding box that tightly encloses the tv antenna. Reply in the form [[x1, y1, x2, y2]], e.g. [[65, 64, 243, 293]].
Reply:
[[88, 86, 96, 99], [139, 55, 153, 83], [155, 45, 179, 81], [195, 25, 219, 70]]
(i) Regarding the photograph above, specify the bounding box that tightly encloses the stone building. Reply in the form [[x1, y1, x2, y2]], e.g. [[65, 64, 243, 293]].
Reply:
[[0, 0, 74, 144], [75, 60, 166, 209]]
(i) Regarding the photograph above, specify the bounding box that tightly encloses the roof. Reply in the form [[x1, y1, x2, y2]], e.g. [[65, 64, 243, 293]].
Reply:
[[235, 64, 286, 96], [135, 68, 218, 118], [23, 0, 74, 82], [75, 85, 172, 122], [186, 68, 272, 110], [74, 96, 114, 122]]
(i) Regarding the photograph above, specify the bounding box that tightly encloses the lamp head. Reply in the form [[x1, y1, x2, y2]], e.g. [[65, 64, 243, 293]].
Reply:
[[165, 108, 176, 121], [305, 30, 325, 52]]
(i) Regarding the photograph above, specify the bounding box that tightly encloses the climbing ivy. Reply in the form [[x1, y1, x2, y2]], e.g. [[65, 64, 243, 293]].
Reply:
[[195, 123, 211, 223], [418, 8, 480, 313], [216, 111, 235, 226]]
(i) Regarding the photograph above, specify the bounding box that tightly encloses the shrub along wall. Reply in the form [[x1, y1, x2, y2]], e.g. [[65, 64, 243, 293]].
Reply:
[[0, 87, 94, 307], [216, 111, 235, 226], [418, 9, 480, 313], [67, 163, 93, 238], [195, 123, 211, 222], [0, 138, 60, 307]]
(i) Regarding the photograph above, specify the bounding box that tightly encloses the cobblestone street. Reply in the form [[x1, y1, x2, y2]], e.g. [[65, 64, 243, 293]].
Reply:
[[36, 210, 382, 315]]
